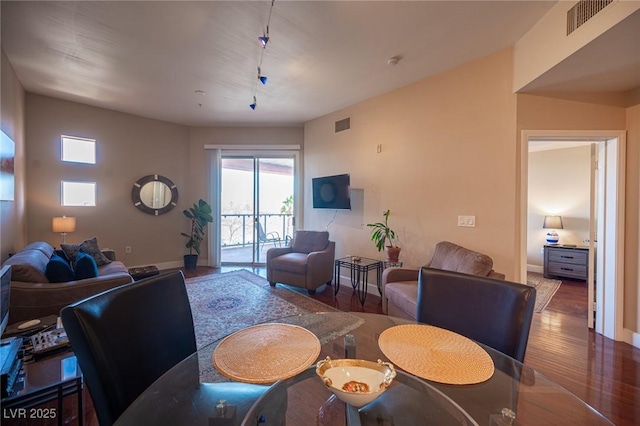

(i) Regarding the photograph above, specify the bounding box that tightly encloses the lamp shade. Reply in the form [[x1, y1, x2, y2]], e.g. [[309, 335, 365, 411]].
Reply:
[[52, 216, 76, 233], [543, 215, 562, 244], [542, 215, 563, 230]]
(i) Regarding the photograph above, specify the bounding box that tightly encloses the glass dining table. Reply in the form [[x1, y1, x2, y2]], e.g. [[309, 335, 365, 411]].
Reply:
[[115, 312, 613, 426]]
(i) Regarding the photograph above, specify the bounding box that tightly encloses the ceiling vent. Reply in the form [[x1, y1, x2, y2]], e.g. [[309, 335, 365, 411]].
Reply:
[[335, 117, 351, 133], [567, 0, 614, 35]]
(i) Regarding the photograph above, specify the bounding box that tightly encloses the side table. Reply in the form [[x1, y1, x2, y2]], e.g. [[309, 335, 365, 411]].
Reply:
[[334, 257, 383, 306], [2, 349, 83, 426]]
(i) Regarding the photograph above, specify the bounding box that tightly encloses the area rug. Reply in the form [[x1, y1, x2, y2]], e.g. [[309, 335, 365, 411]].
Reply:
[[185, 269, 361, 349], [185, 270, 363, 383], [526, 272, 562, 313]]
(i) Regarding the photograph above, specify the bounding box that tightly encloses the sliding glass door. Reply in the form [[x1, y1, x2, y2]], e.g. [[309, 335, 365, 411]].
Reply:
[[220, 155, 295, 264]]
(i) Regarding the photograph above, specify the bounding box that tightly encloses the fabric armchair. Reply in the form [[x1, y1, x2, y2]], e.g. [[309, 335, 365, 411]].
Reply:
[[267, 230, 335, 295]]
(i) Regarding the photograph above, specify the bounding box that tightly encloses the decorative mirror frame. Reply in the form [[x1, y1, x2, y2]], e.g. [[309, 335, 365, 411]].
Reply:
[[131, 174, 178, 216]]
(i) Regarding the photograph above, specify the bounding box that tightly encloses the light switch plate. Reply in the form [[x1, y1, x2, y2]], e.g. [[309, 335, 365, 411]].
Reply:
[[458, 215, 476, 227]]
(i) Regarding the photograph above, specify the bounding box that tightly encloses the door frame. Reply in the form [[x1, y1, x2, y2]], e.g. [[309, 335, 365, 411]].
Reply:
[[206, 145, 301, 267], [519, 130, 626, 341]]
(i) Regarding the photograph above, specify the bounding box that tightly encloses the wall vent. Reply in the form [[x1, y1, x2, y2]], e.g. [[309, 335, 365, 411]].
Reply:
[[567, 0, 614, 35], [335, 117, 351, 133]]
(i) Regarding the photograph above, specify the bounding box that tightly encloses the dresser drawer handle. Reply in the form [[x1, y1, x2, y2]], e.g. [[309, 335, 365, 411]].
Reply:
[[560, 255, 574, 259], [560, 267, 574, 271]]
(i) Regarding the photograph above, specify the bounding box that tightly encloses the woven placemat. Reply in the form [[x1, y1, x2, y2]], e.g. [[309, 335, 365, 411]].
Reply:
[[378, 324, 494, 385], [212, 323, 321, 384]]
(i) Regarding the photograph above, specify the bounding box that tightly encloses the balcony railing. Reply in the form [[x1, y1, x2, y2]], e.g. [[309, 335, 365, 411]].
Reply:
[[220, 213, 293, 249]]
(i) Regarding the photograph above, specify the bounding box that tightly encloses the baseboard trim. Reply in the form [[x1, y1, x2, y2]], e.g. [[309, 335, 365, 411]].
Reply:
[[623, 328, 640, 349], [527, 264, 544, 274], [337, 273, 382, 296]]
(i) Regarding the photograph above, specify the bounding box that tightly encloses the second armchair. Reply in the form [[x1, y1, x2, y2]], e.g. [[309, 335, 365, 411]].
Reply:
[[266, 230, 335, 295]]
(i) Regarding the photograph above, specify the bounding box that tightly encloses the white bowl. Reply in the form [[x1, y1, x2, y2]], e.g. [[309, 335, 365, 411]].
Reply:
[[316, 357, 396, 407]]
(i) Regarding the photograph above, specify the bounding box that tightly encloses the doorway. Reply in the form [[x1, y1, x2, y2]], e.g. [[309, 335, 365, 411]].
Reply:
[[520, 130, 626, 341], [526, 141, 594, 325], [220, 156, 295, 265]]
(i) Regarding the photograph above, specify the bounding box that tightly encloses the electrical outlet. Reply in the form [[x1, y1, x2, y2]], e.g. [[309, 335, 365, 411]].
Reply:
[[457, 215, 476, 227], [125, 246, 132, 254]]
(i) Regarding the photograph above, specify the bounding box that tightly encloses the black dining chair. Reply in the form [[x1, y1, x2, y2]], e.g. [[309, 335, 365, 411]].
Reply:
[[416, 267, 536, 362], [61, 271, 197, 426]]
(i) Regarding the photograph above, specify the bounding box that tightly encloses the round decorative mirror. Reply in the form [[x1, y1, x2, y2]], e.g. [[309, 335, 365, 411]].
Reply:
[[131, 175, 178, 215]]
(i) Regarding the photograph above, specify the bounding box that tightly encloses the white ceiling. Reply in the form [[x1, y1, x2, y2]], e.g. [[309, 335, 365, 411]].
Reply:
[[2, 1, 638, 127]]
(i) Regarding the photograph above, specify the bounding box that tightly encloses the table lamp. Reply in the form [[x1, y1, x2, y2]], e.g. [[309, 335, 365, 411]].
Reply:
[[543, 215, 563, 244], [52, 216, 76, 244]]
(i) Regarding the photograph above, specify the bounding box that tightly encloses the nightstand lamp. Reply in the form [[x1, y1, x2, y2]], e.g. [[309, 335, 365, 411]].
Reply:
[[543, 215, 563, 244], [52, 216, 76, 244]]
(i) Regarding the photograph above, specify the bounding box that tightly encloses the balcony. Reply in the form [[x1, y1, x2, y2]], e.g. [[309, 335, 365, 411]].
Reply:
[[221, 213, 293, 263]]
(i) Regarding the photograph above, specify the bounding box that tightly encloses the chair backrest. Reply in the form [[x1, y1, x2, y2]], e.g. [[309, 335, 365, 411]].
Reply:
[[61, 271, 197, 425], [416, 267, 535, 362], [427, 241, 494, 277], [255, 220, 268, 242], [290, 230, 330, 253]]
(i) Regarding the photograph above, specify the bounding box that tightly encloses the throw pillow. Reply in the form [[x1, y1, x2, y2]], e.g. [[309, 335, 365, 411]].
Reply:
[[54, 249, 70, 263], [74, 250, 99, 280], [45, 254, 75, 283], [61, 237, 112, 266]]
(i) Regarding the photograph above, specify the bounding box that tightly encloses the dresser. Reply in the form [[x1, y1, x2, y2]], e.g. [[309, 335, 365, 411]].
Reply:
[[543, 245, 589, 281]]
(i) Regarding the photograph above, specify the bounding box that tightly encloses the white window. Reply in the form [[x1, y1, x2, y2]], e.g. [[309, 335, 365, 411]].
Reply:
[[62, 181, 96, 206], [62, 135, 96, 164]]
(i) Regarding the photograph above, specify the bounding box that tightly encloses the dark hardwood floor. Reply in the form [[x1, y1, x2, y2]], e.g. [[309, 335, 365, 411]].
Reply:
[[71, 266, 637, 426]]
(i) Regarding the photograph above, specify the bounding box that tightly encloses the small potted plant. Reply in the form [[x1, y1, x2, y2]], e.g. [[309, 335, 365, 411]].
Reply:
[[181, 199, 214, 269], [367, 209, 401, 262]]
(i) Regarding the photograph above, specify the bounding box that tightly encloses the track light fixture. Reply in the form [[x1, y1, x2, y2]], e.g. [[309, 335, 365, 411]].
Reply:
[[258, 67, 268, 85], [250, 0, 275, 110], [258, 33, 269, 48]]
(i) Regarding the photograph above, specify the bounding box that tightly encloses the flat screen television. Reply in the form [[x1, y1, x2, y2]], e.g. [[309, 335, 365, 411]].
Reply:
[[312, 173, 351, 210], [0, 265, 11, 337]]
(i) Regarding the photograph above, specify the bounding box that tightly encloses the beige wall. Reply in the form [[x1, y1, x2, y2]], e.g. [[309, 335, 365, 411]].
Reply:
[[303, 48, 639, 336], [21, 97, 303, 267], [516, 93, 638, 334], [187, 126, 304, 215], [1, 49, 26, 261], [25, 94, 190, 267], [527, 146, 591, 270], [304, 49, 518, 278], [625, 101, 640, 333]]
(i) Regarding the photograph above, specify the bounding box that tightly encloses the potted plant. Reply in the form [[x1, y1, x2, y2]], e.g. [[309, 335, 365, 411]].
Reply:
[[367, 209, 401, 262], [181, 199, 214, 269]]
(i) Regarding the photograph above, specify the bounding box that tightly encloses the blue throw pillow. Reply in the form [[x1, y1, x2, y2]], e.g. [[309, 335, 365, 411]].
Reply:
[[74, 250, 99, 280], [45, 254, 75, 283]]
